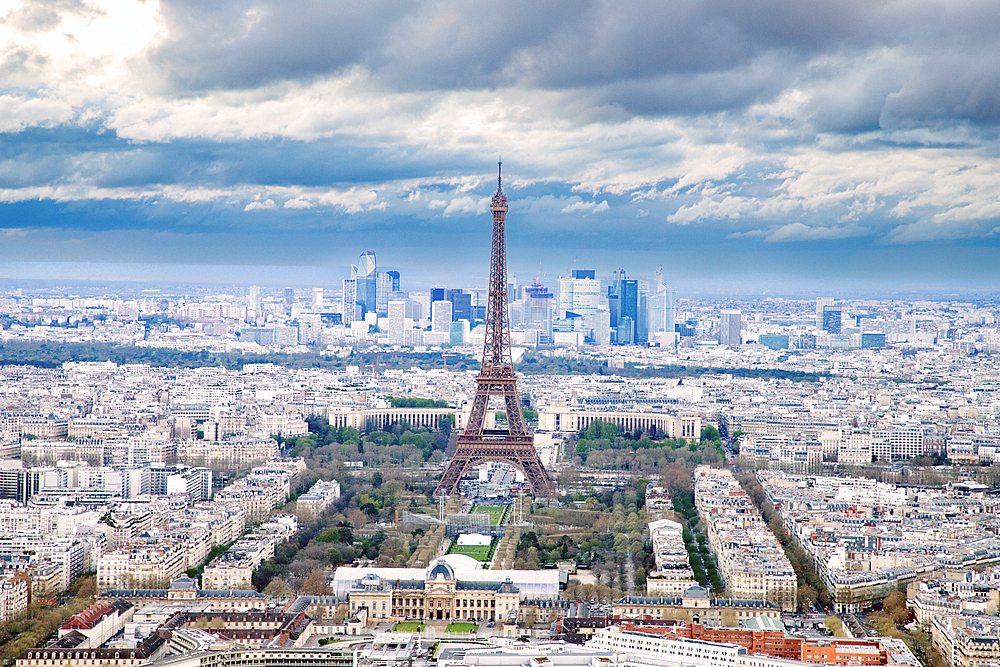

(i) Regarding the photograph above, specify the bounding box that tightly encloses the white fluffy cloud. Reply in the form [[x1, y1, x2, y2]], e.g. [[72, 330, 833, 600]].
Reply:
[[561, 199, 609, 214], [244, 198, 275, 211]]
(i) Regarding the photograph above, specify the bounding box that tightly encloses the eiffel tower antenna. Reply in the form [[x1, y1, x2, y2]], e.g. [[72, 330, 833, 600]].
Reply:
[[436, 161, 555, 497]]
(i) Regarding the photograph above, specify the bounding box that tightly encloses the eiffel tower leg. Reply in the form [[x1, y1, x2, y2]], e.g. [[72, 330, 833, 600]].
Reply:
[[467, 391, 490, 435], [436, 443, 474, 495], [502, 384, 527, 437]]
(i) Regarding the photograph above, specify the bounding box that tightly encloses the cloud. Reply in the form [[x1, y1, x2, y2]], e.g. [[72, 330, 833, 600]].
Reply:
[[442, 196, 488, 217], [244, 198, 275, 211], [561, 199, 609, 214], [764, 222, 869, 242], [7, 0, 1000, 270], [1, 0, 106, 34]]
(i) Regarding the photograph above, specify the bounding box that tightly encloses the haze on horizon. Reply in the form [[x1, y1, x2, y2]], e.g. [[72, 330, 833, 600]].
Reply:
[[2, 1, 1000, 286]]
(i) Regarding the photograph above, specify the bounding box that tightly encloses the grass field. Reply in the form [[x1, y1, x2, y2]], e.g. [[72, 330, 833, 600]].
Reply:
[[449, 543, 493, 561], [393, 621, 425, 632], [445, 622, 479, 633], [471, 506, 508, 525]]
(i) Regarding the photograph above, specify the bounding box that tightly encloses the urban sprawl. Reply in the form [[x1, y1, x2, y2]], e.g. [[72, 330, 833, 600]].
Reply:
[[0, 263, 998, 667]]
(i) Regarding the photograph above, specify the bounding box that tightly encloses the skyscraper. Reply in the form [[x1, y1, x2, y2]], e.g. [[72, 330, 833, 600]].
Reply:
[[449, 290, 473, 321], [387, 300, 406, 345], [822, 305, 842, 334], [617, 316, 634, 345], [357, 250, 377, 277], [375, 271, 392, 316], [341, 278, 357, 325], [311, 287, 323, 312], [617, 276, 639, 344], [352, 251, 378, 317], [247, 285, 261, 323], [816, 297, 835, 329], [432, 300, 453, 333], [649, 265, 676, 342], [556, 273, 600, 319], [719, 310, 742, 347], [387, 270, 400, 291]]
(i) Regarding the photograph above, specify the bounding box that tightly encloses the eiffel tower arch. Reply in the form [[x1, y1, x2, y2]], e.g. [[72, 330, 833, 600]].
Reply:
[[436, 162, 555, 497]]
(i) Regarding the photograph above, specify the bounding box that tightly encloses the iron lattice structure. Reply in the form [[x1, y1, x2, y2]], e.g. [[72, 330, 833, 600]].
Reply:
[[436, 163, 555, 496]]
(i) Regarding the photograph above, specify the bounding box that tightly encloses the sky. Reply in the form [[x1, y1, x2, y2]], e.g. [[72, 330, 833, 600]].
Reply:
[[2, 0, 1000, 290]]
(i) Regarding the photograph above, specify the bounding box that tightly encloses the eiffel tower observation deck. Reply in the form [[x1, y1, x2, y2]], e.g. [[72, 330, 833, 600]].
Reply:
[[435, 162, 555, 496]]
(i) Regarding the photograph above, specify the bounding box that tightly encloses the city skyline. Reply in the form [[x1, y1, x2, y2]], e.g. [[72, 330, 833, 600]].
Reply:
[[3, 2, 1000, 285]]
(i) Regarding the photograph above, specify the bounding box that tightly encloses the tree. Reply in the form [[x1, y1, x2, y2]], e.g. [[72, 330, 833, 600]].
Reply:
[[301, 570, 331, 595], [332, 604, 350, 623], [380, 479, 403, 504], [796, 584, 818, 612], [317, 528, 341, 543], [74, 576, 96, 599], [347, 507, 368, 529], [825, 616, 845, 637], [264, 578, 290, 599]]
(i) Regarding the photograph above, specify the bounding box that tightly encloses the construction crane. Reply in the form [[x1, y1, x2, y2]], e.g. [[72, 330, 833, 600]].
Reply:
[[442, 353, 458, 367]]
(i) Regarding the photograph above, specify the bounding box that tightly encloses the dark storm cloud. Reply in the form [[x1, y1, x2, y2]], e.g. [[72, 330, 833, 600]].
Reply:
[[136, 0, 1000, 126], [0, 128, 484, 190]]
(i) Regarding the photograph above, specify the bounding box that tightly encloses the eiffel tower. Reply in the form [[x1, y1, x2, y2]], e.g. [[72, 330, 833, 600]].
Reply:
[[435, 162, 555, 497]]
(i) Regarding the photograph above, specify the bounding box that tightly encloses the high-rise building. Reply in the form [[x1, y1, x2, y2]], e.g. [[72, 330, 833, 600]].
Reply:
[[618, 278, 639, 343], [617, 316, 634, 345], [432, 300, 453, 333], [341, 279, 357, 325], [449, 320, 470, 345], [431, 287, 446, 303], [556, 273, 600, 319], [524, 281, 554, 343], [606, 270, 640, 343], [594, 307, 611, 345], [572, 269, 596, 280], [283, 287, 294, 315], [387, 270, 400, 291], [637, 292, 648, 343], [247, 285, 261, 322], [357, 250, 377, 277], [352, 251, 378, 317], [311, 287, 323, 312], [719, 310, 742, 347], [649, 265, 676, 341], [375, 271, 392, 316], [822, 305, 842, 334], [816, 297, 835, 329], [449, 290, 473, 321], [387, 300, 406, 345]]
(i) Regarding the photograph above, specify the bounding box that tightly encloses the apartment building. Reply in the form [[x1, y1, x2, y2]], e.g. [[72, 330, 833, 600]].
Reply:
[[694, 466, 796, 611], [296, 479, 341, 519]]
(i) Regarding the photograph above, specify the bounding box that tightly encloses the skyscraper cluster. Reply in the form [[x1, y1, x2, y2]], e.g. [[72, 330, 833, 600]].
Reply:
[[552, 268, 676, 347], [341, 252, 416, 327]]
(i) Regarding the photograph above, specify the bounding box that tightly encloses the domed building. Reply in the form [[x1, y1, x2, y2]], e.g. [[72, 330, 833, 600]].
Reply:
[[339, 554, 557, 624]]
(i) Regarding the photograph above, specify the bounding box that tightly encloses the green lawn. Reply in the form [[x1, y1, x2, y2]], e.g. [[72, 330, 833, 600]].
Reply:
[[449, 542, 494, 561], [445, 622, 479, 633], [393, 621, 425, 632], [471, 506, 508, 525]]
